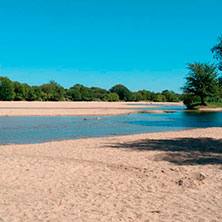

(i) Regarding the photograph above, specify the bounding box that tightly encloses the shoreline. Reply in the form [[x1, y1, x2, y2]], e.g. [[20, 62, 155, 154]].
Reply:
[[0, 126, 220, 147], [199, 107, 222, 112], [1, 102, 222, 221]]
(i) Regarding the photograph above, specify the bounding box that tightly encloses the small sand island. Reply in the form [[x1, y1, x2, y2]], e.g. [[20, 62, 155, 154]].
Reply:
[[0, 101, 183, 116]]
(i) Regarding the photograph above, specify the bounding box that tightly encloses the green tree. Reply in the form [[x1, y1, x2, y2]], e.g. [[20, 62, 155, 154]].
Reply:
[[162, 90, 180, 102], [133, 92, 144, 101], [183, 63, 218, 106], [109, 84, 132, 101], [182, 94, 200, 109], [153, 93, 166, 102], [41, 81, 65, 101], [216, 77, 222, 100], [26, 86, 42, 101], [66, 88, 82, 101], [71, 84, 92, 101], [0, 77, 15, 101], [103, 92, 119, 101], [91, 87, 108, 101], [13, 81, 29, 101], [137, 90, 152, 101], [80, 86, 92, 101], [212, 35, 222, 71]]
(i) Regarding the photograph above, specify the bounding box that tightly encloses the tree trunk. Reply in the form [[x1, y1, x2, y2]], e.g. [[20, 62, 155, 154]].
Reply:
[[200, 96, 207, 106]]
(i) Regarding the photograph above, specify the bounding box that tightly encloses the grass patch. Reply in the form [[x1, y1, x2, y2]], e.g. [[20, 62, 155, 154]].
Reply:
[[186, 102, 222, 110], [206, 102, 222, 108], [193, 102, 222, 110]]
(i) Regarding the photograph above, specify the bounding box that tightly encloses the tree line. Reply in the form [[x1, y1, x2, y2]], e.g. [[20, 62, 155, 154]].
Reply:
[[3, 35, 221, 105], [0, 77, 181, 102], [182, 35, 222, 109]]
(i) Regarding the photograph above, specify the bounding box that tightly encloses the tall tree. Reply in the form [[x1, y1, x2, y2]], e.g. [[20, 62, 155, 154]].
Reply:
[[13, 81, 28, 101], [136, 90, 152, 101], [41, 81, 65, 101], [212, 35, 222, 71], [66, 87, 82, 101], [26, 86, 42, 101], [103, 92, 119, 101], [91, 87, 108, 101], [162, 90, 180, 102], [183, 63, 218, 106], [0, 77, 15, 101], [109, 84, 132, 101]]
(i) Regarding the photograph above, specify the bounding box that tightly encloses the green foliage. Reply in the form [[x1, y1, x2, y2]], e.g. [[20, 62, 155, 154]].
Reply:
[[153, 93, 166, 102], [0, 76, 183, 102], [109, 84, 133, 101], [0, 77, 15, 101], [132, 90, 152, 101], [66, 88, 82, 101], [13, 81, 28, 101], [27, 86, 42, 101], [182, 94, 201, 109], [183, 63, 218, 106], [161, 90, 180, 102], [132, 92, 143, 101], [216, 77, 222, 99], [71, 84, 92, 101], [103, 92, 119, 101], [212, 35, 222, 71], [206, 102, 222, 107], [41, 81, 65, 101], [91, 87, 108, 101]]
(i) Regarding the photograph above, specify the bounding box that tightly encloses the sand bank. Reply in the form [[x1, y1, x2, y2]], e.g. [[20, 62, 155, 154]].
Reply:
[[0, 127, 222, 221], [199, 107, 222, 112], [0, 101, 183, 116]]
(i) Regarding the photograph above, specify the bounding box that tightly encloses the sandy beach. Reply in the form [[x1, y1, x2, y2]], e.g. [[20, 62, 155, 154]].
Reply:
[[0, 127, 222, 221], [1, 0, 221, 220], [0, 101, 183, 116]]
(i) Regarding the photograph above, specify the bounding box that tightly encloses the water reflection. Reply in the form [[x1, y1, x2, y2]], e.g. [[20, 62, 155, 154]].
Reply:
[[131, 111, 222, 129]]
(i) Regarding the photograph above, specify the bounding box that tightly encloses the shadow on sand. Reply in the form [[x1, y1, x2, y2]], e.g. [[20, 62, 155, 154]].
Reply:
[[105, 137, 222, 165]]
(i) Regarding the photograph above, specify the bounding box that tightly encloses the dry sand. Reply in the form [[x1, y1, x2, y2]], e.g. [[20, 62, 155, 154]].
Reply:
[[0, 101, 183, 116], [0, 127, 222, 221]]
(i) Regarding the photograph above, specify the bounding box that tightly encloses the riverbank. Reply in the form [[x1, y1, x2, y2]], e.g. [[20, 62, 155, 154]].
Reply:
[[0, 101, 184, 116], [0, 127, 222, 221], [199, 107, 222, 112]]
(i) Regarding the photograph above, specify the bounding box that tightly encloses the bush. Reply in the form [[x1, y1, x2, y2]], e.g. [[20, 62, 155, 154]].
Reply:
[[110, 84, 133, 101], [103, 93, 119, 101], [0, 77, 15, 101], [182, 94, 201, 109]]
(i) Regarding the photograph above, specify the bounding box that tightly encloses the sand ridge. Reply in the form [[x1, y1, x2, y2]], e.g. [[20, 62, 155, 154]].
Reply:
[[0, 127, 222, 221], [0, 101, 184, 116]]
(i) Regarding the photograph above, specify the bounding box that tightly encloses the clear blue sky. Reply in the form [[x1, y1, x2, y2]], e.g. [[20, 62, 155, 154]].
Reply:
[[0, 0, 221, 92]]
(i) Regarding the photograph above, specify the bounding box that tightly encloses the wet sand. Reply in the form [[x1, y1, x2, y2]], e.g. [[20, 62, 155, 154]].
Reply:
[[0, 101, 183, 116], [0, 127, 222, 221], [199, 107, 222, 112]]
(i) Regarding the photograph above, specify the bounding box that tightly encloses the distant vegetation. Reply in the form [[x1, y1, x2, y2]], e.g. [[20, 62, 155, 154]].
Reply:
[[0, 77, 181, 102], [2, 36, 221, 105], [182, 35, 222, 109]]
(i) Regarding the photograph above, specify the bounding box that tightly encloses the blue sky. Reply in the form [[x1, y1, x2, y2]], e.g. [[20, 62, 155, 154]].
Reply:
[[0, 0, 221, 92]]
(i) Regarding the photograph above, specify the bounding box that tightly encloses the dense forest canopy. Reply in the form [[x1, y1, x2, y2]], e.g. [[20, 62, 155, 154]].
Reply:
[[0, 76, 181, 102]]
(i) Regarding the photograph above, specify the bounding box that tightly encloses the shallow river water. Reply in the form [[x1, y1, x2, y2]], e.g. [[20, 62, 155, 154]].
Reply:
[[0, 105, 222, 145]]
